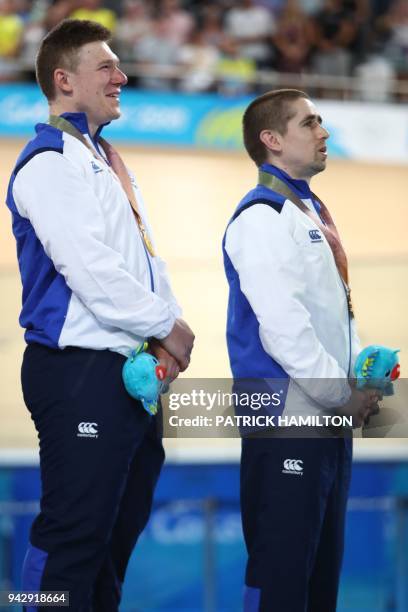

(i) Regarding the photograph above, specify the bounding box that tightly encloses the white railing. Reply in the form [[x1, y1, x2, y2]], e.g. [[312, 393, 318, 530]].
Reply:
[[14, 60, 408, 102]]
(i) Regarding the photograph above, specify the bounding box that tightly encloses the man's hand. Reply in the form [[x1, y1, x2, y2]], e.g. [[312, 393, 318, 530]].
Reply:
[[363, 389, 383, 426], [158, 319, 195, 372], [338, 387, 382, 428], [149, 341, 180, 382]]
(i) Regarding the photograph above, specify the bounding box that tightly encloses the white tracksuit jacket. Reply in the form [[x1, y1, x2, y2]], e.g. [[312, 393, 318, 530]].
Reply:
[[223, 164, 362, 417], [6, 112, 181, 355]]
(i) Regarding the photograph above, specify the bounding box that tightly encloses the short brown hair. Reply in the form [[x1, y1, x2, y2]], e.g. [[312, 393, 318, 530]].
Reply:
[[243, 89, 309, 166], [36, 19, 111, 101]]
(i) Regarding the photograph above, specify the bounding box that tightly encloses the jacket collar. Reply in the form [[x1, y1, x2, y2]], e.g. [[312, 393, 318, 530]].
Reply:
[[59, 112, 108, 143], [259, 163, 313, 200], [55, 112, 109, 154]]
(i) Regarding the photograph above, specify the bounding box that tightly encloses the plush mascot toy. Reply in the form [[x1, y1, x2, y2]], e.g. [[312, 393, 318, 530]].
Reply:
[[354, 345, 400, 396], [122, 342, 168, 415]]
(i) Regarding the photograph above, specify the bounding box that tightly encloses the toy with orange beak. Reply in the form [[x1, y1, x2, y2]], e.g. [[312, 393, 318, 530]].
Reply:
[[122, 342, 168, 415], [354, 345, 400, 396]]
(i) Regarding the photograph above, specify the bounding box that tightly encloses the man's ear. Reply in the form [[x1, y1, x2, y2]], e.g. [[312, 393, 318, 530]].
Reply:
[[259, 129, 282, 154], [53, 68, 73, 95]]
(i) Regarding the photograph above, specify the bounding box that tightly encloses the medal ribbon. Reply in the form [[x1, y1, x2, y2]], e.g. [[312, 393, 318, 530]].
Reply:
[[258, 170, 353, 316], [48, 115, 156, 257]]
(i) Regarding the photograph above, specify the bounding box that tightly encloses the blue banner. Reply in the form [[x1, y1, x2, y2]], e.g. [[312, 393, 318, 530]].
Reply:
[[0, 84, 248, 149], [1, 460, 408, 610], [3, 83, 407, 162]]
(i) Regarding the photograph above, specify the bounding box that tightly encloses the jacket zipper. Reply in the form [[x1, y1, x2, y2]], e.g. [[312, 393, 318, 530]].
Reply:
[[142, 240, 155, 292]]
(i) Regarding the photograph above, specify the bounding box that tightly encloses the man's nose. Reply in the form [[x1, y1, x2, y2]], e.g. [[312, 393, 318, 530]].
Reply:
[[113, 67, 128, 86], [319, 124, 329, 140]]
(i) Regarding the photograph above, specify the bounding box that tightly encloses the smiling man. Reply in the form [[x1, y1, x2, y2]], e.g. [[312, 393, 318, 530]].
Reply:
[[222, 89, 379, 611], [6, 19, 194, 611]]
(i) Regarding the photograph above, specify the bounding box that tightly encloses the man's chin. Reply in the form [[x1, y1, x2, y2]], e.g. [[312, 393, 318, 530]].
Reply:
[[110, 109, 121, 120], [105, 106, 121, 122], [99, 113, 119, 127], [311, 161, 327, 175]]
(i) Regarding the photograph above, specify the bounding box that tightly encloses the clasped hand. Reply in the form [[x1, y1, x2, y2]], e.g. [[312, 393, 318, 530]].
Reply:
[[338, 385, 383, 428], [150, 318, 195, 382]]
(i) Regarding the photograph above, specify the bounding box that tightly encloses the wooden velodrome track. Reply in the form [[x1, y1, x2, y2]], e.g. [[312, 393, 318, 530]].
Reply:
[[0, 139, 407, 449]]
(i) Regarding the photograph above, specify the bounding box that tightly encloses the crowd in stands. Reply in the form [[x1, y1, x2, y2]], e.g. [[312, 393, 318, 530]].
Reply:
[[0, 0, 407, 101]]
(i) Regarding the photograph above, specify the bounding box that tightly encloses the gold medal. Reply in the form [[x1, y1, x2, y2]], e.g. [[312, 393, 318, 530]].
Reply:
[[346, 287, 354, 318], [137, 217, 156, 257]]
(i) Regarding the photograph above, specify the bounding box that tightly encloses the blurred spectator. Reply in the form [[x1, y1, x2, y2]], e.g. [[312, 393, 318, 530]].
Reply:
[[216, 35, 256, 95], [70, 0, 117, 32], [114, 0, 152, 61], [155, 0, 195, 46], [0, 0, 24, 56], [254, 0, 285, 11], [20, 9, 46, 70], [224, 0, 275, 67], [134, 18, 181, 90], [342, 0, 372, 62], [272, 0, 314, 72], [0, 0, 405, 100], [0, 0, 24, 81], [378, 0, 408, 77], [311, 0, 358, 76], [27, 0, 49, 22], [258, 0, 325, 13], [298, 0, 325, 13], [21, 0, 56, 70], [354, 40, 396, 102], [13, 0, 31, 20], [198, 4, 227, 49], [179, 26, 219, 92], [46, 0, 75, 30]]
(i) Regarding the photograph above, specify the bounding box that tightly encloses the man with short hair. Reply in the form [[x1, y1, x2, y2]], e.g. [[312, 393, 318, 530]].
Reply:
[[222, 89, 379, 611], [6, 18, 194, 610]]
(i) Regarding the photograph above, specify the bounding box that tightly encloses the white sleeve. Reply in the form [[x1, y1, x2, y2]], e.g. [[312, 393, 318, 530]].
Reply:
[[154, 256, 183, 318], [13, 151, 175, 339], [225, 204, 351, 408]]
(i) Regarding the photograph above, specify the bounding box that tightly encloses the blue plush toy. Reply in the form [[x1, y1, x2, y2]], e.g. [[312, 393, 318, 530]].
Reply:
[[354, 345, 400, 396], [122, 342, 168, 415]]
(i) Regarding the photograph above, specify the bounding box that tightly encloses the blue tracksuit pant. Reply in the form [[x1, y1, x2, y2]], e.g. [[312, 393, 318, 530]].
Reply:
[[21, 343, 164, 611], [241, 435, 352, 612]]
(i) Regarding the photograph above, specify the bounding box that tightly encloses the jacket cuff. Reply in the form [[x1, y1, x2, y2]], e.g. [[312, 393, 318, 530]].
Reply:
[[154, 309, 176, 340]]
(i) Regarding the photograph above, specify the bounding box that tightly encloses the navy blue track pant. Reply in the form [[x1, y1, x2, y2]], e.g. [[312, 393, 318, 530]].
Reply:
[[241, 435, 352, 612], [21, 343, 164, 611]]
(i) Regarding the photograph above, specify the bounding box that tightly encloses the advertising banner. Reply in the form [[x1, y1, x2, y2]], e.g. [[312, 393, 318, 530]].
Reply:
[[0, 462, 407, 610], [0, 84, 407, 163]]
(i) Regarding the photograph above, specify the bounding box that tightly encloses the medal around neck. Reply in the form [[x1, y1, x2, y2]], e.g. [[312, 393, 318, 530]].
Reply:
[[122, 342, 168, 415]]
